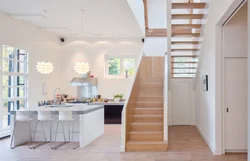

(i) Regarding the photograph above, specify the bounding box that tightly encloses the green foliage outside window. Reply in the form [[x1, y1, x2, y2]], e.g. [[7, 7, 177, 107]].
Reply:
[[108, 58, 120, 75]]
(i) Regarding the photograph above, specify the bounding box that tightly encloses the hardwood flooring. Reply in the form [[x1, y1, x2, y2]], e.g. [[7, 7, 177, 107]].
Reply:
[[0, 125, 247, 161]]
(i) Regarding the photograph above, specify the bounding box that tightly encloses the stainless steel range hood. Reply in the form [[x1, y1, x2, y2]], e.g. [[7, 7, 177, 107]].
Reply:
[[70, 77, 98, 86]]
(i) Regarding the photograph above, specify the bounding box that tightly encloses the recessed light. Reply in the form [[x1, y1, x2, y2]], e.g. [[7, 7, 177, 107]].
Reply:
[[70, 33, 78, 36], [94, 33, 102, 36], [119, 33, 127, 36]]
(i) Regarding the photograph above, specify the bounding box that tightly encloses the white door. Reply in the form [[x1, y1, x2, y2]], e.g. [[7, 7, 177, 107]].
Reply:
[[225, 58, 247, 151], [172, 81, 191, 125]]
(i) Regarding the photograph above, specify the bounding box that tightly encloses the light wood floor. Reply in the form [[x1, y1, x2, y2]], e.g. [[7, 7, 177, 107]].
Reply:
[[0, 125, 247, 161]]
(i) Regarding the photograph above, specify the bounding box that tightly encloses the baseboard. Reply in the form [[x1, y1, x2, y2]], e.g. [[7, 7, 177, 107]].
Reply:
[[0, 130, 10, 138], [120, 145, 125, 152], [225, 149, 247, 153], [195, 125, 222, 155]]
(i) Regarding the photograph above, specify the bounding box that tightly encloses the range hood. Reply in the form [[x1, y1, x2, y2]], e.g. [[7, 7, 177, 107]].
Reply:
[[70, 77, 98, 86]]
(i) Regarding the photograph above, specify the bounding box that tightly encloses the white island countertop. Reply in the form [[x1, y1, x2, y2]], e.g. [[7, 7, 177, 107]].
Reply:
[[10, 104, 104, 115], [89, 102, 125, 106]]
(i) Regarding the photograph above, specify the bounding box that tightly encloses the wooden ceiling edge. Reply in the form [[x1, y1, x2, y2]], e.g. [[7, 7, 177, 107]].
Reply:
[[143, 0, 148, 29]]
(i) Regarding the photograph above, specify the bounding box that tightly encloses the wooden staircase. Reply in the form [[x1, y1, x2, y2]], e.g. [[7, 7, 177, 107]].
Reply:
[[125, 57, 167, 152]]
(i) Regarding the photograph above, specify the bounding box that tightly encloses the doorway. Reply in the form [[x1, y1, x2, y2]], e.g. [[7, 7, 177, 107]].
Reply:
[[222, 2, 248, 153]]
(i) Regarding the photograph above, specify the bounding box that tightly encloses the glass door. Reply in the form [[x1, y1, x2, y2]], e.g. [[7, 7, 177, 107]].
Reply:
[[0, 45, 28, 138]]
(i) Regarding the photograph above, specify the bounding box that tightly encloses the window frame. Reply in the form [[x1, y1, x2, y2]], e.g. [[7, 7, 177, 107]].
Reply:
[[105, 55, 137, 79]]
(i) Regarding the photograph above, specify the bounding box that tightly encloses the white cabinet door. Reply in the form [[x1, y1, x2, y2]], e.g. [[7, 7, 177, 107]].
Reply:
[[225, 58, 247, 151], [172, 81, 191, 125]]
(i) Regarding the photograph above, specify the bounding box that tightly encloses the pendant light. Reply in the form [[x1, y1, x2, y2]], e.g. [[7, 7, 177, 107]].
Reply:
[[36, 9, 55, 74], [74, 9, 90, 75]]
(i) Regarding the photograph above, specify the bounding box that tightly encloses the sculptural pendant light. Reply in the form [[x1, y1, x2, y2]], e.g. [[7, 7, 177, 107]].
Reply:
[[74, 9, 90, 75]]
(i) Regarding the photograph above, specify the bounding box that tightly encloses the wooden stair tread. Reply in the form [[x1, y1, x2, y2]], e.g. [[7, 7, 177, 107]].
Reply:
[[135, 108, 163, 110], [133, 115, 163, 117], [130, 131, 162, 134], [132, 122, 162, 125], [127, 141, 167, 145]]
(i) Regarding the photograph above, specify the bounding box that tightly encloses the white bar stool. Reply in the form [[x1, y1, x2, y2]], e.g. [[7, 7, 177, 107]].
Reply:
[[32, 111, 55, 149], [52, 111, 79, 150], [10, 111, 34, 149]]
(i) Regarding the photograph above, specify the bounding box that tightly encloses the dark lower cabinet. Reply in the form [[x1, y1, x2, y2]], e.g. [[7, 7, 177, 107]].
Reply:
[[104, 105, 123, 124]]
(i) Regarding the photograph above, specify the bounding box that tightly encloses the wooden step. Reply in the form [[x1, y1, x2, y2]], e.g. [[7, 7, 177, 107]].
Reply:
[[126, 141, 168, 152], [137, 97, 163, 102], [133, 115, 163, 123], [172, 14, 204, 19], [172, 32, 200, 37], [134, 108, 163, 115], [129, 132, 163, 141], [140, 83, 163, 88], [172, 24, 202, 29], [131, 123, 163, 132], [172, 3, 206, 9], [136, 102, 163, 108], [171, 41, 200, 45], [139, 88, 163, 97]]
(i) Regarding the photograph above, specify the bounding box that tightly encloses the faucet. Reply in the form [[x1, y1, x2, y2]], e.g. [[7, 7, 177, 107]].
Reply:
[[53, 88, 62, 107]]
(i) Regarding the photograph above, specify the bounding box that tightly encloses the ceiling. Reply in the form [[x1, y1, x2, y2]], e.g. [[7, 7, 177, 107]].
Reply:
[[0, 0, 143, 38]]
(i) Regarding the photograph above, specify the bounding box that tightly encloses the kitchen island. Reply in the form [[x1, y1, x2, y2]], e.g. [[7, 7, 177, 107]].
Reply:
[[10, 104, 104, 148]]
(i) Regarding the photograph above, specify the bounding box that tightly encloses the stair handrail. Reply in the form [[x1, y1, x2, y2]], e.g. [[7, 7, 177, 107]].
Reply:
[[120, 51, 145, 152]]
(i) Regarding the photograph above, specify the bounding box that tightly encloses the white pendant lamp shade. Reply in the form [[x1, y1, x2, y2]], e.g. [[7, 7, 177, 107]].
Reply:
[[36, 62, 54, 74], [74, 62, 90, 74]]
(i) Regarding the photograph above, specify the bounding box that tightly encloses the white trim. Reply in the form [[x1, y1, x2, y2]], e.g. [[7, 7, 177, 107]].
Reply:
[[196, 125, 222, 155], [0, 129, 10, 138]]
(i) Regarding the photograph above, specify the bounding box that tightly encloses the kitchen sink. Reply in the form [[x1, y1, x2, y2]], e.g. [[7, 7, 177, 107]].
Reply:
[[45, 105, 74, 108]]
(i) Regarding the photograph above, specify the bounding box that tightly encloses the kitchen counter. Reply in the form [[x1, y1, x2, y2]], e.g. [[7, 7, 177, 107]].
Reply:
[[89, 102, 125, 106], [10, 104, 104, 115], [10, 104, 104, 148]]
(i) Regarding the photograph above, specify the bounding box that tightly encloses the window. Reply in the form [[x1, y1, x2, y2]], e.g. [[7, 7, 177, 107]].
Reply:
[[171, 56, 198, 78], [105, 55, 136, 78], [0, 45, 28, 134]]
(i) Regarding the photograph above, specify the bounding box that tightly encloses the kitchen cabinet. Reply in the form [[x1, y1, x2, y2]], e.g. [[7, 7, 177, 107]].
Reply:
[[104, 105, 123, 124]]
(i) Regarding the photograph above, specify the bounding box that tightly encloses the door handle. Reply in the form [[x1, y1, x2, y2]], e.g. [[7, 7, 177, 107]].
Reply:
[[226, 107, 229, 113]]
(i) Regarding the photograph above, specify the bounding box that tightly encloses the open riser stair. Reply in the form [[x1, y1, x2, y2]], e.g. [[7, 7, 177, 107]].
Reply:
[[125, 56, 167, 152]]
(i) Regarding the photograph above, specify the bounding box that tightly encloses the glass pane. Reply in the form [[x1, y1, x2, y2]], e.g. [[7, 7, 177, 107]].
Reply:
[[173, 63, 198, 68], [2, 45, 15, 59], [2, 75, 15, 86], [2, 100, 14, 128], [173, 69, 197, 74], [123, 58, 135, 76], [17, 100, 27, 110], [173, 57, 198, 63], [16, 87, 26, 97], [108, 58, 120, 75], [2, 59, 14, 72], [17, 76, 26, 85], [18, 51, 28, 62], [16, 61, 28, 73], [2, 101, 8, 129], [3, 87, 14, 98]]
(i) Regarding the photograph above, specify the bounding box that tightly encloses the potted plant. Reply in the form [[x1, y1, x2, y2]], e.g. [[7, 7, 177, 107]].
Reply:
[[114, 94, 123, 102]]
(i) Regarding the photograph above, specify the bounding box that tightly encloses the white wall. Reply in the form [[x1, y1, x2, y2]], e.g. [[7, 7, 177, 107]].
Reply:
[[126, 0, 145, 36], [60, 38, 143, 99], [147, 0, 167, 28], [195, 0, 246, 155], [0, 13, 61, 108], [169, 78, 195, 126], [143, 38, 167, 56]]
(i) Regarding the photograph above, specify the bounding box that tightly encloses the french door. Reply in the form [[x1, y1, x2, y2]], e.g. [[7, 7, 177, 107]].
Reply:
[[0, 45, 28, 138]]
